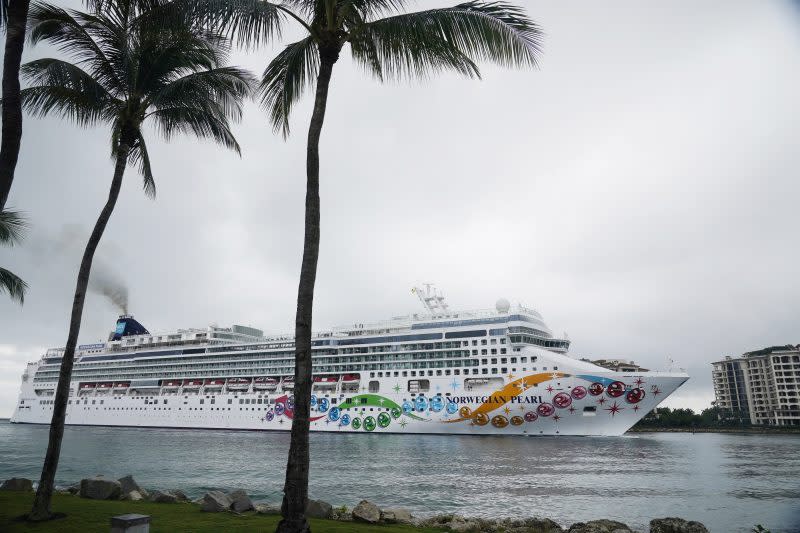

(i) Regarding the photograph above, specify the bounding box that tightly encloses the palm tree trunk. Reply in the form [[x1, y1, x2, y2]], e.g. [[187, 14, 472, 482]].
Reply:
[[276, 45, 339, 533], [0, 0, 31, 211], [28, 138, 132, 521]]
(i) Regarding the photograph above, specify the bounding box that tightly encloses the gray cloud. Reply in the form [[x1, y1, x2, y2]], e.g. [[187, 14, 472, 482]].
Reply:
[[1, 0, 799, 416]]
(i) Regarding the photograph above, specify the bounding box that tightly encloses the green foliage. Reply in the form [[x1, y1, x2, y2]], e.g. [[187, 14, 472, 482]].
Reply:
[[0, 492, 442, 532], [0, 209, 28, 304], [634, 405, 753, 429], [20, 0, 254, 198]]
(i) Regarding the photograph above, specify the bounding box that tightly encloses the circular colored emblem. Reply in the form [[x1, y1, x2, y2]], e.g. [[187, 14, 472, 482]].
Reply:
[[607, 381, 626, 398], [310, 395, 317, 407], [318, 398, 329, 412], [351, 417, 361, 430], [363, 416, 376, 432], [275, 402, 285, 416], [377, 412, 391, 428], [459, 406, 472, 418], [286, 396, 294, 410], [588, 383, 604, 396], [524, 411, 538, 422], [537, 403, 555, 417], [553, 392, 572, 409], [626, 387, 646, 404], [430, 396, 444, 412], [265, 410, 274, 422], [491, 415, 509, 428], [446, 402, 458, 415], [328, 407, 341, 421], [571, 386, 588, 400], [415, 397, 428, 412], [340, 414, 351, 426], [390, 407, 402, 419], [511, 416, 524, 426], [474, 413, 489, 426], [402, 401, 413, 414]]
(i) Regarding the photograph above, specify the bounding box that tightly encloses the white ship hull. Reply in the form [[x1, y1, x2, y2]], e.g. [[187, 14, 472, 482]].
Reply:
[[11, 366, 687, 436]]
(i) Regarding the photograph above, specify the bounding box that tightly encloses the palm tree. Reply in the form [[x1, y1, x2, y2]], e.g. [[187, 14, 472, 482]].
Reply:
[[0, 208, 27, 302], [21, 0, 253, 520], [0, 0, 32, 211], [216, 2, 542, 531]]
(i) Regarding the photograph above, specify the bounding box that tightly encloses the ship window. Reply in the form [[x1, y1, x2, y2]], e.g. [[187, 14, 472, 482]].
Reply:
[[519, 357, 526, 363], [491, 368, 498, 374], [454, 370, 460, 375], [554, 366, 558, 370], [472, 340, 478, 346], [543, 367, 547, 371], [436, 370, 442, 376], [200, 399, 204, 404], [481, 368, 488, 375], [369, 381, 380, 393], [481, 340, 487, 345], [445, 370, 451, 376], [239, 399, 244, 404], [360, 398, 368, 405], [491, 359, 497, 365], [583, 406, 597, 416]]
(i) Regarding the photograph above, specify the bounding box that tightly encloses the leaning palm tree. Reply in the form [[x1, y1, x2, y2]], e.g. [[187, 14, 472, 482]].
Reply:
[[22, 0, 253, 520], [214, 2, 542, 531], [0, 0, 32, 211], [0, 208, 27, 302]]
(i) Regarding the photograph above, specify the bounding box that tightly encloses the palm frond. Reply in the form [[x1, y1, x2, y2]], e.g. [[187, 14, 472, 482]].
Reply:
[[128, 132, 156, 199], [354, 1, 542, 77], [149, 66, 254, 122], [0, 209, 28, 245], [1, 0, 7, 26], [258, 36, 319, 137], [20, 58, 116, 125], [149, 105, 241, 154], [0, 267, 28, 304], [192, 0, 286, 47]]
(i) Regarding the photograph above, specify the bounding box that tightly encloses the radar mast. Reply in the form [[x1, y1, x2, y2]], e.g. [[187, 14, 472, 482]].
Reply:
[[412, 284, 450, 315]]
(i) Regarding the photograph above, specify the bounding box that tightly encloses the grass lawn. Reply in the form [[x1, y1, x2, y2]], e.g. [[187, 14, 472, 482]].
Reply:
[[0, 492, 444, 533]]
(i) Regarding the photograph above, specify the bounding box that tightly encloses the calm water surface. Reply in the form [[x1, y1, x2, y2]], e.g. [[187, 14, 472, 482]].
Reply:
[[0, 420, 798, 532]]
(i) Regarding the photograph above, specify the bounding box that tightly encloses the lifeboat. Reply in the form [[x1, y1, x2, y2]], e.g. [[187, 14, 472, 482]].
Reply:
[[204, 379, 225, 389], [253, 377, 278, 390], [313, 376, 338, 383], [97, 382, 113, 389], [182, 379, 203, 389], [342, 374, 360, 382], [226, 377, 251, 391], [112, 381, 130, 390], [80, 383, 96, 389], [162, 380, 181, 389], [282, 376, 295, 389]]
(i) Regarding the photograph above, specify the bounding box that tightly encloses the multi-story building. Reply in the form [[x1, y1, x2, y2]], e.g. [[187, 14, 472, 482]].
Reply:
[[712, 345, 800, 426]]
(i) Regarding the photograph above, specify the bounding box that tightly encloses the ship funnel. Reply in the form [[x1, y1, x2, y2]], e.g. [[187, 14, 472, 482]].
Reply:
[[110, 315, 150, 341]]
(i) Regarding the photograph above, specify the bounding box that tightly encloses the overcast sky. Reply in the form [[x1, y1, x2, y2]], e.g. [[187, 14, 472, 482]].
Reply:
[[1, 0, 799, 418]]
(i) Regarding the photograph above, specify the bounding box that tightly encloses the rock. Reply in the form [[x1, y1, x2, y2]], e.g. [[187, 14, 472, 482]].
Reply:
[[306, 499, 332, 519], [229, 489, 254, 513], [0, 478, 33, 491], [171, 489, 189, 502], [255, 503, 281, 515], [200, 490, 232, 512], [149, 490, 178, 503], [126, 490, 144, 501], [568, 520, 632, 533], [650, 518, 709, 533], [117, 475, 147, 499], [67, 483, 80, 495], [79, 476, 122, 500], [517, 517, 565, 533], [381, 508, 413, 524], [352, 500, 381, 523]]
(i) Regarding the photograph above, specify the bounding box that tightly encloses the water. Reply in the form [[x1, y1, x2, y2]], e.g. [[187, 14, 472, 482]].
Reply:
[[0, 421, 798, 532]]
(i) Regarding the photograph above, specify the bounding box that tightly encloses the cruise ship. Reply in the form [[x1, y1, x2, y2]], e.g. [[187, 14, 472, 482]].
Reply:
[[11, 287, 689, 436]]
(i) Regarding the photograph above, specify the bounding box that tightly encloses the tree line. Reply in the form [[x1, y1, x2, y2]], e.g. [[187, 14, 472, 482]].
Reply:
[[0, 1, 543, 531], [634, 406, 753, 429]]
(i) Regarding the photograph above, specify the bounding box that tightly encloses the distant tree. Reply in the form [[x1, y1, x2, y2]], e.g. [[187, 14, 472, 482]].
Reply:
[[0, 208, 27, 303], [23, 0, 253, 520]]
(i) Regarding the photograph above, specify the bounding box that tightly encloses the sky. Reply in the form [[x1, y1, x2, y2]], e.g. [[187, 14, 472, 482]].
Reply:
[[1, 0, 799, 418]]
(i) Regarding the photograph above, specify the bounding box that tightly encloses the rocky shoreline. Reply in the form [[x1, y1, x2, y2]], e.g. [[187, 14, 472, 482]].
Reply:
[[1, 475, 710, 533]]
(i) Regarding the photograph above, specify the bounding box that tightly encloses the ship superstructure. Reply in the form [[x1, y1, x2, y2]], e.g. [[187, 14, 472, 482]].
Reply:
[[11, 288, 688, 436]]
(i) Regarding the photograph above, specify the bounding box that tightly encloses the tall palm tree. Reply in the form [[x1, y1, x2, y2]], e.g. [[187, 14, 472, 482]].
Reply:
[[0, 0, 32, 211], [0, 208, 27, 302], [21, 0, 253, 520], [216, 2, 542, 531]]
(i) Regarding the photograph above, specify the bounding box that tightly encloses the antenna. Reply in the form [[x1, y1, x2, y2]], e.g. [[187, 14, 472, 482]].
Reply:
[[411, 284, 450, 314]]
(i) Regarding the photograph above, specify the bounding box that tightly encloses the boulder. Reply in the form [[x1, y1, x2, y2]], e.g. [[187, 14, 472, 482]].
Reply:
[[306, 499, 333, 519], [352, 500, 381, 523], [149, 490, 178, 503], [255, 503, 281, 515], [568, 520, 632, 533], [67, 483, 80, 495], [229, 489, 254, 513], [650, 518, 709, 533], [117, 475, 147, 499], [0, 478, 33, 491], [381, 508, 413, 524], [171, 489, 189, 502], [200, 490, 232, 512], [126, 490, 144, 501], [513, 518, 564, 533], [79, 476, 122, 500]]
